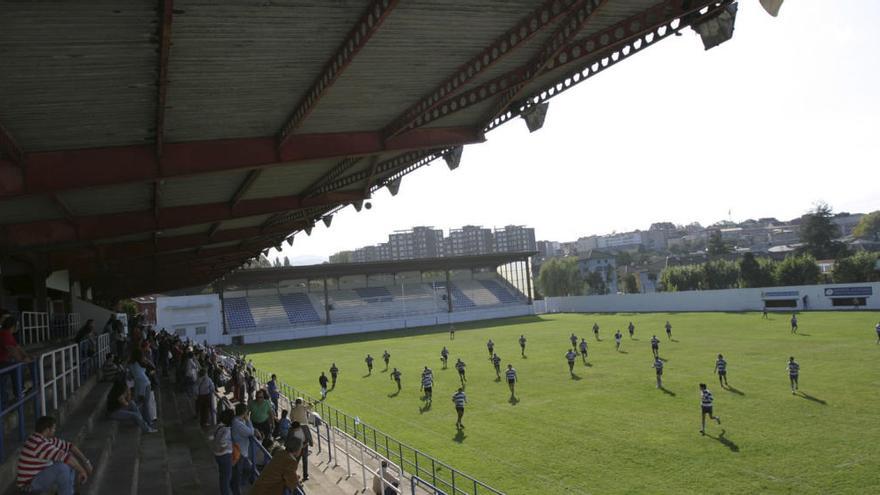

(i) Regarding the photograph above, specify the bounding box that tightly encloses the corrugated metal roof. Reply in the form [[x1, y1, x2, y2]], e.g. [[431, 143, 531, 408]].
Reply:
[[243, 160, 334, 200], [160, 223, 212, 237], [0, 1, 157, 151], [216, 214, 272, 231], [59, 182, 152, 217], [164, 0, 370, 142], [0, 196, 64, 224], [161, 169, 251, 208], [94, 232, 151, 245]]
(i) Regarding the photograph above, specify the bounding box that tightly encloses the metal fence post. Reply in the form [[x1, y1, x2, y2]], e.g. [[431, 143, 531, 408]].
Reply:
[[344, 428, 352, 478]]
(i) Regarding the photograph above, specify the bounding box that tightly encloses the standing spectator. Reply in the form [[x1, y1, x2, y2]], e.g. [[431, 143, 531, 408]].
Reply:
[[231, 403, 260, 492], [128, 348, 152, 423], [184, 351, 200, 398], [196, 368, 216, 426], [15, 416, 92, 495], [112, 317, 126, 359], [0, 316, 32, 403], [106, 381, 156, 433], [267, 374, 280, 412], [290, 397, 314, 480], [249, 390, 274, 440], [245, 372, 256, 404], [250, 434, 304, 495], [213, 409, 235, 495], [275, 410, 291, 440]]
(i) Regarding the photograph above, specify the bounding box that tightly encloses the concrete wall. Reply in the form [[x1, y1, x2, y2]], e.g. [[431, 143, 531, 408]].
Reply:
[[156, 294, 223, 345], [540, 282, 880, 313], [71, 297, 115, 329]]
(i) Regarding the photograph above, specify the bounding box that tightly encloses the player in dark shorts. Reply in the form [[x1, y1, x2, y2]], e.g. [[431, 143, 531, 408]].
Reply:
[[452, 388, 467, 429], [566, 349, 577, 376], [329, 363, 339, 388], [569, 332, 578, 349], [505, 365, 517, 398], [628, 321, 635, 339], [650, 335, 660, 359], [578, 338, 588, 364], [787, 357, 799, 394], [383, 350, 391, 370], [440, 346, 449, 368], [391, 367, 402, 392], [665, 321, 672, 341], [319, 372, 329, 399], [519, 334, 527, 357], [875, 322, 880, 344], [699, 383, 721, 435], [714, 354, 728, 388], [762, 307, 769, 319], [491, 353, 502, 379], [455, 358, 467, 384], [614, 330, 623, 352], [449, 324, 455, 340], [365, 354, 374, 375], [486, 339, 495, 358], [592, 322, 600, 341], [420, 370, 433, 404], [790, 313, 798, 334], [653, 357, 664, 388]]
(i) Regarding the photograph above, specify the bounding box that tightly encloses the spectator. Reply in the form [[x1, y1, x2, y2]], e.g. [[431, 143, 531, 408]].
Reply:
[[250, 433, 304, 495], [73, 319, 95, 344], [213, 409, 235, 495], [184, 351, 200, 398], [249, 390, 274, 440], [106, 381, 157, 433], [0, 316, 33, 402], [275, 409, 291, 439], [100, 353, 122, 382], [245, 372, 256, 404], [231, 403, 260, 492], [112, 317, 126, 359], [195, 368, 216, 426], [288, 420, 312, 481], [267, 374, 280, 412], [290, 398, 313, 480], [128, 348, 152, 422], [372, 460, 400, 495], [15, 415, 93, 495]]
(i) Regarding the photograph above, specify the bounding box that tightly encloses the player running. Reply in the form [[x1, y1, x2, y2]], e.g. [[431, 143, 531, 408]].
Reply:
[[486, 338, 495, 358], [762, 306, 769, 319], [319, 372, 329, 399], [449, 324, 455, 340], [714, 354, 728, 388], [440, 346, 449, 368], [455, 358, 467, 384], [650, 335, 660, 358], [876, 321, 880, 344], [592, 322, 600, 341], [578, 338, 588, 364], [566, 349, 577, 376], [787, 356, 799, 394], [519, 334, 527, 356], [653, 357, 664, 388], [383, 350, 391, 370], [699, 383, 721, 435], [505, 364, 517, 398], [614, 330, 623, 352], [420, 369, 433, 404], [665, 321, 672, 341], [365, 354, 374, 375], [628, 321, 635, 339], [491, 353, 502, 379], [329, 363, 339, 388], [391, 367, 402, 392], [452, 388, 467, 429], [569, 332, 578, 349], [790, 313, 798, 334]]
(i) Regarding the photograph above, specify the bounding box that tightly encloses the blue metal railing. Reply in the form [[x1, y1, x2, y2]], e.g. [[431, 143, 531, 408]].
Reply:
[[0, 361, 40, 463]]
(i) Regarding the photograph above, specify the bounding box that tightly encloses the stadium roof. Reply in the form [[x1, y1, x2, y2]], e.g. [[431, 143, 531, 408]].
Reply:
[[222, 251, 537, 287], [0, 0, 747, 299]]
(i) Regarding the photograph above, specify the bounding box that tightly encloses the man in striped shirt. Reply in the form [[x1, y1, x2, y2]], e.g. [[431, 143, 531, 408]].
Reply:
[[569, 332, 578, 349], [699, 383, 721, 435], [486, 339, 495, 358], [16, 416, 92, 494], [391, 368, 402, 392], [592, 322, 600, 341], [365, 354, 374, 375], [440, 346, 449, 368], [452, 388, 467, 429], [566, 349, 577, 376], [505, 364, 518, 398], [788, 357, 800, 394], [874, 322, 879, 344], [652, 358, 664, 389], [651, 335, 660, 359], [455, 358, 467, 384], [790, 314, 798, 334], [579, 338, 588, 364], [420, 371, 433, 404], [382, 350, 391, 370], [614, 330, 623, 352], [714, 354, 729, 388], [491, 353, 502, 380], [519, 334, 527, 357]]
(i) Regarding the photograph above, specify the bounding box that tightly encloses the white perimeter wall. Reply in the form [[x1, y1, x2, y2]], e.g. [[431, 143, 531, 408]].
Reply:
[[157, 294, 223, 345], [539, 282, 880, 313], [72, 297, 115, 327]]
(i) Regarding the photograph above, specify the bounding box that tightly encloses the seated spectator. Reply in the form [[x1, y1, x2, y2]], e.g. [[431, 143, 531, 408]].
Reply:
[[195, 368, 216, 426], [73, 319, 95, 344], [372, 460, 400, 495], [106, 381, 157, 433], [16, 415, 93, 495], [213, 409, 235, 495], [275, 409, 291, 439], [101, 353, 122, 382], [250, 434, 304, 495], [249, 390, 275, 440]]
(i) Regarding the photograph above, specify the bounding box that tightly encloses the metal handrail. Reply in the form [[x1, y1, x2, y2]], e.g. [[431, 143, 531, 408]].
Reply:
[[0, 361, 40, 463], [333, 427, 402, 494], [39, 344, 80, 415], [19, 311, 49, 346]]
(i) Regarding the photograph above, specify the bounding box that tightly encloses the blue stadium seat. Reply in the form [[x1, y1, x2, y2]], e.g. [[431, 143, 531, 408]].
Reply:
[[224, 297, 256, 329], [479, 280, 519, 304], [279, 293, 322, 325], [354, 287, 394, 303]]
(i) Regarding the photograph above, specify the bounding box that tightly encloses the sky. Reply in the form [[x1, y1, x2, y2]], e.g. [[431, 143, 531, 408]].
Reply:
[[275, 0, 880, 265]]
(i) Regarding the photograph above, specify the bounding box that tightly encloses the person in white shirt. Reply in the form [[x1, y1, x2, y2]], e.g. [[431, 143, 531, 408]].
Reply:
[[195, 368, 216, 426]]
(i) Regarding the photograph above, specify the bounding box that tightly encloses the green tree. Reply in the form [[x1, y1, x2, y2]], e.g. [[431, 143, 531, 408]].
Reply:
[[537, 257, 584, 297], [738, 253, 776, 287], [852, 211, 880, 240], [584, 270, 606, 295], [615, 251, 633, 267], [118, 299, 138, 318], [774, 254, 820, 286], [707, 230, 732, 257], [702, 259, 740, 289], [799, 203, 846, 259], [833, 251, 880, 283], [623, 273, 639, 294], [658, 264, 704, 291]]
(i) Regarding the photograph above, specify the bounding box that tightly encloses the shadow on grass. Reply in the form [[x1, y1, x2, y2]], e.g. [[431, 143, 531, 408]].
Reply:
[[658, 357, 668, 362], [362, 373, 371, 378], [508, 395, 519, 405], [708, 429, 740, 453], [659, 386, 676, 397], [631, 338, 640, 341], [494, 377, 501, 383], [387, 390, 400, 398], [582, 362, 593, 367], [799, 392, 827, 405], [453, 429, 467, 443], [570, 373, 583, 381], [725, 386, 745, 396], [617, 350, 628, 354], [797, 333, 811, 337], [419, 402, 432, 414], [670, 339, 679, 343], [521, 355, 528, 359]]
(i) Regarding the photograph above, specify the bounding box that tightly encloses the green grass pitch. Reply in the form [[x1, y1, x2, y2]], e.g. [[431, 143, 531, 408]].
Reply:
[[238, 312, 880, 494]]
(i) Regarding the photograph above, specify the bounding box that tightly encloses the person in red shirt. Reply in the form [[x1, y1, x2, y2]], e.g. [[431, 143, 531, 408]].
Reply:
[[1, 316, 33, 402], [16, 416, 92, 494]]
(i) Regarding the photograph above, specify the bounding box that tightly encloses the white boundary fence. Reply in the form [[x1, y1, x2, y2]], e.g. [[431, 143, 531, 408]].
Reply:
[[332, 427, 404, 494], [19, 311, 49, 346], [39, 344, 81, 415], [96, 333, 111, 367]]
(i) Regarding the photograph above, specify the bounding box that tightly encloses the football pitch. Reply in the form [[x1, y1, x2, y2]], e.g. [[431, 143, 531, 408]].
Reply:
[[240, 312, 880, 494]]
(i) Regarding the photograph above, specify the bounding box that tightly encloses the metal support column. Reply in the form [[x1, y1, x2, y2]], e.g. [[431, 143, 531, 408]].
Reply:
[[323, 278, 331, 325], [525, 259, 533, 304], [445, 270, 453, 313]]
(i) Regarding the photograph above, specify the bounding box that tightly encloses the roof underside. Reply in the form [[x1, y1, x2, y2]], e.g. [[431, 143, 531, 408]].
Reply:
[[0, 0, 736, 299]]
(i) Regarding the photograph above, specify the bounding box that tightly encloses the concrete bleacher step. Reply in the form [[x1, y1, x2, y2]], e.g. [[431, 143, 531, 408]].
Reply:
[[159, 382, 209, 495], [89, 424, 142, 495]]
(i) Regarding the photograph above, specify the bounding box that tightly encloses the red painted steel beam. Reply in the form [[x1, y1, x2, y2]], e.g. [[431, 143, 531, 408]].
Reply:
[[156, 0, 174, 157], [68, 245, 258, 279], [4, 191, 363, 248], [382, 0, 580, 139], [0, 127, 482, 199], [229, 169, 262, 208], [0, 120, 23, 165], [278, 0, 400, 145]]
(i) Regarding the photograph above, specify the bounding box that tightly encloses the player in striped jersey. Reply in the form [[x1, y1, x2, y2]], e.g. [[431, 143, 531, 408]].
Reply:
[[365, 354, 374, 375], [440, 346, 449, 369], [874, 321, 879, 344], [578, 338, 588, 364], [592, 322, 600, 341], [787, 356, 799, 394], [790, 313, 798, 334], [699, 383, 721, 435], [566, 349, 577, 376], [519, 334, 527, 356], [665, 321, 672, 341], [455, 358, 466, 384], [491, 353, 502, 379], [650, 335, 660, 358], [614, 330, 623, 352], [420, 370, 433, 404], [486, 339, 495, 358], [569, 332, 578, 349], [714, 354, 728, 388], [652, 357, 664, 388], [505, 364, 518, 398], [383, 350, 391, 370], [452, 388, 467, 429], [628, 321, 635, 339], [391, 368, 402, 392]]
